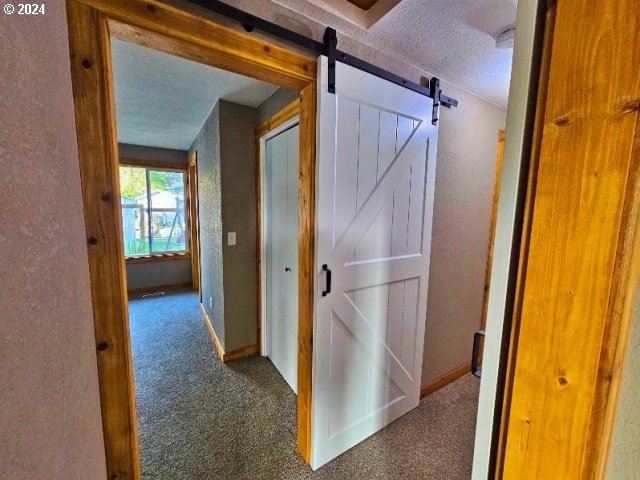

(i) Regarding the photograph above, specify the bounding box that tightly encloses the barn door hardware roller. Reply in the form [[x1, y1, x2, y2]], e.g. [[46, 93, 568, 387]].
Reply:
[[185, 0, 459, 124], [429, 77, 459, 125], [323, 28, 338, 94]]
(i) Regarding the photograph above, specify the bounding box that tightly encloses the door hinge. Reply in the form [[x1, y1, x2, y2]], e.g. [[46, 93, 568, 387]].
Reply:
[[323, 27, 337, 94]]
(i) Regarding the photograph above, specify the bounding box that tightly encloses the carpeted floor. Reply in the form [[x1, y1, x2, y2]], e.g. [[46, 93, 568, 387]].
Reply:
[[129, 290, 479, 480]]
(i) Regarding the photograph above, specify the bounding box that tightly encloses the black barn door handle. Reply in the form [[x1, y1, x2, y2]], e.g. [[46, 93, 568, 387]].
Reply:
[[322, 264, 332, 297], [472, 330, 486, 378]]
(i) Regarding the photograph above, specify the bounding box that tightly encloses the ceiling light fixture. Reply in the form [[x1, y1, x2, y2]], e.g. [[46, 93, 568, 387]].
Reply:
[[495, 24, 516, 49]]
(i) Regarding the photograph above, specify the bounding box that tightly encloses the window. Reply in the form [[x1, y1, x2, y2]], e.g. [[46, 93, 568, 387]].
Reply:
[[119, 165, 189, 257]]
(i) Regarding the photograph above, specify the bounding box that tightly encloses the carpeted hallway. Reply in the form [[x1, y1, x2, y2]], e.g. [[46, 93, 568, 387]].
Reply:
[[129, 290, 479, 479]]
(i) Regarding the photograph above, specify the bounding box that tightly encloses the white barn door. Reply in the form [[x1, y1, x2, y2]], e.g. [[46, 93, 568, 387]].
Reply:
[[311, 57, 439, 469]]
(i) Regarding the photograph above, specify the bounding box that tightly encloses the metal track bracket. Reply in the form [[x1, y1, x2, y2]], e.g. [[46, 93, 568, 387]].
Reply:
[[323, 27, 337, 94], [185, 0, 459, 119]]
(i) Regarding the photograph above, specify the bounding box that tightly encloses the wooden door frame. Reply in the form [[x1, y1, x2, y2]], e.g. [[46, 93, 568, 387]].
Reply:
[[256, 100, 301, 356], [497, 0, 640, 477], [188, 150, 201, 294], [65, 1, 316, 477], [480, 130, 506, 334], [477, 129, 506, 368]]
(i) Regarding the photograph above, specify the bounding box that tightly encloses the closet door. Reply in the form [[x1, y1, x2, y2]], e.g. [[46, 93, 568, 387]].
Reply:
[[311, 57, 439, 469], [265, 125, 299, 393]]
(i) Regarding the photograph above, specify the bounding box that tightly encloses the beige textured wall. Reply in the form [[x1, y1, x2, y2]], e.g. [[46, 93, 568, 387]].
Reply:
[[169, 0, 507, 385], [257, 88, 299, 125], [0, 4, 107, 478], [191, 103, 226, 341], [423, 93, 506, 383], [219, 101, 259, 351], [190, 100, 259, 351], [119, 143, 189, 164], [126, 260, 193, 291], [608, 297, 640, 479]]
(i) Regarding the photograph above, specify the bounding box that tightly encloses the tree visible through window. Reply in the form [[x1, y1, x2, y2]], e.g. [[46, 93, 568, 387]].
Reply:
[[119, 165, 188, 257]]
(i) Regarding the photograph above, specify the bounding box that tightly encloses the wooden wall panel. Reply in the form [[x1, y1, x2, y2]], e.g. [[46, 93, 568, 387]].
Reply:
[[583, 102, 640, 478], [500, 0, 640, 477], [495, 3, 556, 475]]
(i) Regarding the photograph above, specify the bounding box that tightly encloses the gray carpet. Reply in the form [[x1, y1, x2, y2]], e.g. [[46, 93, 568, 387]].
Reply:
[[129, 290, 479, 480]]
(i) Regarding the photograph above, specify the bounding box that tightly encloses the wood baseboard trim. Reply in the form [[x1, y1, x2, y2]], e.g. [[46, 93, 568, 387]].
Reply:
[[420, 362, 472, 398], [127, 281, 192, 297], [200, 304, 226, 361], [225, 344, 258, 362], [199, 304, 257, 363]]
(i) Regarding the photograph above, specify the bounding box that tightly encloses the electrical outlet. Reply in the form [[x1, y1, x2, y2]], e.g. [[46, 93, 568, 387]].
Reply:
[[209, 297, 213, 309], [227, 232, 237, 246]]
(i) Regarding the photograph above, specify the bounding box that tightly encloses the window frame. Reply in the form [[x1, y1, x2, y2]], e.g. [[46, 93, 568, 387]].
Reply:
[[119, 157, 191, 262]]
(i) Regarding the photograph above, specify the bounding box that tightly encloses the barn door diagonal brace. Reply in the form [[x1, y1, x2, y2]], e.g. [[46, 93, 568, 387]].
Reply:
[[185, 0, 459, 123]]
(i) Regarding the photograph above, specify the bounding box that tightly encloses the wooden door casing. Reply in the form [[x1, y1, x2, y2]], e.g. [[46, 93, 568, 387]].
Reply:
[[499, 0, 640, 477], [66, 1, 317, 475]]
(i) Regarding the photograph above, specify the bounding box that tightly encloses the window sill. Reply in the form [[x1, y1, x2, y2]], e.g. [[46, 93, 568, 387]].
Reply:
[[125, 253, 191, 264]]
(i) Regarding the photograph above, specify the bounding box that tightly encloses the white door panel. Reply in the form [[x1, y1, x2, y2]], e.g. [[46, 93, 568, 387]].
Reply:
[[311, 57, 438, 469], [265, 124, 299, 394]]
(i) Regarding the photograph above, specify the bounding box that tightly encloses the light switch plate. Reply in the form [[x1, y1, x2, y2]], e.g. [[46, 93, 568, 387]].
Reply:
[[227, 232, 237, 246]]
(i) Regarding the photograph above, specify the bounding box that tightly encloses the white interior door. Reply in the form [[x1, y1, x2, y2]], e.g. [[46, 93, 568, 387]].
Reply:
[[265, 124, 299, 393], [311, 57, 439, 469]]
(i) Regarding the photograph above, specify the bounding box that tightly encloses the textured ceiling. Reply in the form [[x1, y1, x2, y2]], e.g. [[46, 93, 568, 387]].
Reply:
[[275, 0, 516, 106], [111, 39, 278, 150]]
